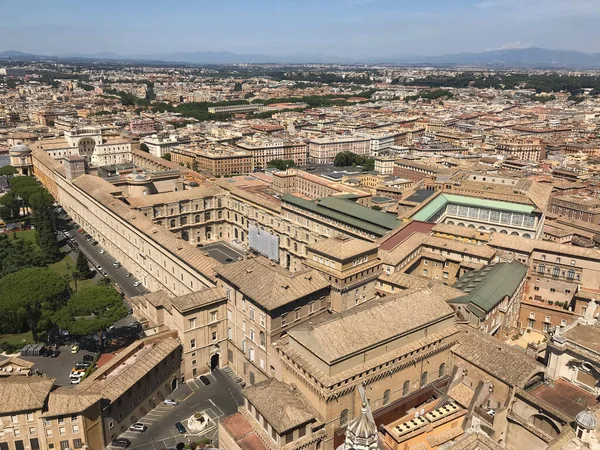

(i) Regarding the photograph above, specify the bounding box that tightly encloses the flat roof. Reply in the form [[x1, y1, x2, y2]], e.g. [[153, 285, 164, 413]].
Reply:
[[411, 193, 536, 222], [529, 379, 597, 419]]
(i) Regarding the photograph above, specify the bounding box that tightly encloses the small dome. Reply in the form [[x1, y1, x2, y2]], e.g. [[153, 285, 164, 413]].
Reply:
[[10, 142, 31, 154], [576, 407, 597, 430]]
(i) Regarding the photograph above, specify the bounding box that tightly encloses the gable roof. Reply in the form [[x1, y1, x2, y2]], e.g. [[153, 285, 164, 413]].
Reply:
[[453, 326, 544, 387], [288, 285, 462, 364], [0, 375, 55, 414], [452, 261, 527, 319], [215, 256, 330, 311], [170, 286, 227, 313], [308, 235, 377, 261], [243, 378, 318, 434]]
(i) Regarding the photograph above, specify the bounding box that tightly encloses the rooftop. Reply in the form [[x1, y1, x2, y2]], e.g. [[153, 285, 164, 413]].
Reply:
[[288, 285, 461, 364], [243, 378, 318, 434], [215, 256, 330, 311], [453, 261, 528, 318], [308, 235, 378, 261], [0, 375, 55, 414], [563, 323, 600, 354], [529, 379, 598, 419], [283, 194, 402, 237], [453, 326, 544, 388]]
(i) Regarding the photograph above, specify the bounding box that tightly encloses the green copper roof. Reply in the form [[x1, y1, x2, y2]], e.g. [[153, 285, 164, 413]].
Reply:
[[452, 261, 528, 319], [282, 194, 402, 237], [410, 193, 536, 222]]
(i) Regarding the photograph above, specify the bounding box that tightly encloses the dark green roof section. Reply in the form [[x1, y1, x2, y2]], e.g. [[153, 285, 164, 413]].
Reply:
[[451, 261, 527, 319], [282, 194, 402, 237]]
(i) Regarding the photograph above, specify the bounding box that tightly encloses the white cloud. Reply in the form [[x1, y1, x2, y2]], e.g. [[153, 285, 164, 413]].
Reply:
[[497, 41, 533, 50]]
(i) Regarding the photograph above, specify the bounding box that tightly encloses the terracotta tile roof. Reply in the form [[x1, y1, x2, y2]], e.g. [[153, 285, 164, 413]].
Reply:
[[309, 235, 377, 261], [215, 256, 329, 311], [453, 326, 544, 387], [43, 388, 102, 418], [243, 378, 318, 433], [288, 286, 460, 363], [0, 375, 55, 414]]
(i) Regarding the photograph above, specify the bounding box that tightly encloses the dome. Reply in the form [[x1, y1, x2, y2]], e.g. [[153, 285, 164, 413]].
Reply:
[[10, 142, 31, 154], [576, 407, 597, 430]]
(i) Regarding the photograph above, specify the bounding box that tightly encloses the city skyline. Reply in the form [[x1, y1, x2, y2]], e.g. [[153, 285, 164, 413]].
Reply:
[[2, 0, 600, 58]]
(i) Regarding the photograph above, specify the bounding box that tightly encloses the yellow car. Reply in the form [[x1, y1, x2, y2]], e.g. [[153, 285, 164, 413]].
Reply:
[[71, 345, 80, 354]]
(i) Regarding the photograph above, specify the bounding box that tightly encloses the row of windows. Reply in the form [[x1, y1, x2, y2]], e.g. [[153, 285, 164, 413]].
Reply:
[[339, 363, 446, 426]]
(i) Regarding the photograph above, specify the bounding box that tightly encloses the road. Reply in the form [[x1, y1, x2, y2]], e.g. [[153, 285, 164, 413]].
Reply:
[[59, 216, 148, 298], [113, 369, 244, 450]]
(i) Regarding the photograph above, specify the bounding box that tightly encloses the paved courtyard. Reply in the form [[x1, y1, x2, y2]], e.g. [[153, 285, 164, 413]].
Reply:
[[198, 241, 244, 265], [112, 369, 243, 450]]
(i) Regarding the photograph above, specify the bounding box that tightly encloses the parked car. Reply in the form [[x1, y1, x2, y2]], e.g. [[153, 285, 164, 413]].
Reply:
[[163, 399, 178, 406], [129, 423, 147, 432], [125, 273, 132, 278], [96, 265, 102, 271], [82, 354, 94, 362], [133, 281, 142, 287], [85, 236, 93, 241], [75, 361, 91, 370], [51, 349, 61, 358], [100, 249, 106, 254], [92, 241, 98, 246], [69, 377, 81, 385], [174, 422, 187, 434], [71, 344, 80, 354], [199, 375, 210, 386], [42, 348, 53, 357], [110, 439, 131, 448]]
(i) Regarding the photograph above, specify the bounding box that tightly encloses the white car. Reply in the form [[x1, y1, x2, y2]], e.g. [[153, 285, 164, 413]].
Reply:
[[163, 399, 178, 406], [96, 265, 102, 271], [133, 281, 142, 287], [69, 377, 81, 384], [100, 249, 106, 254], [129, 423, 147, 432]]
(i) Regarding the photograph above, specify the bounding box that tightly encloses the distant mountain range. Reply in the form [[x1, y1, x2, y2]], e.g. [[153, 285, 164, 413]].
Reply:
[[2, 47, 600, 68]]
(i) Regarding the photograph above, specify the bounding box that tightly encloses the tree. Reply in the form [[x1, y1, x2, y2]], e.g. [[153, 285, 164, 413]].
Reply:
[[0, 165, 17, 184], [96, 276, 113, 287], [29, 188, 60, 263], [54, 286, 127, 340], [74, 251, 90, 280], [140, 143, 149, 152], [0, 267, 69, 342], [163, 153, 172, 161], [267, 159, 295, 170], [233, 82, 243, 92], [0, 192, 20, 221]]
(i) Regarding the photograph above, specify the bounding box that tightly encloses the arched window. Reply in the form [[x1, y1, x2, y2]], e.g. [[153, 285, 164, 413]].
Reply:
[[383, 389, 391, 406], [552, 266, 560, 276], [170, 219, 176, 228], [403, 380, 410, 396], [420, 371, 428, 388], [538, 264, 545, 274], [259, 331, 265, 347], [523, 233, 531, 238], [194, 215, 200, 223], [439, 363, 446, 378], [340, 409, 349, 427], [181, 216, 187, 225], [567, 269, 575, 279]]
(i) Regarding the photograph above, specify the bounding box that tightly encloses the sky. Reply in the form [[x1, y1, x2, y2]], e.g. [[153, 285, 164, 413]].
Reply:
[[2, 0, 600, 57]]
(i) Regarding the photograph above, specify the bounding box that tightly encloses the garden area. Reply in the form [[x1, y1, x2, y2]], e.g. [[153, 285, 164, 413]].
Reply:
[[0, 172, 127, 353]]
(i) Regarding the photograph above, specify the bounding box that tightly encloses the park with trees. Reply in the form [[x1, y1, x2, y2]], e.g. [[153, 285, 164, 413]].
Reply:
[[0, 170, 127, 352], [333, 151, 375, 171]]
